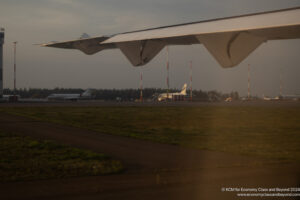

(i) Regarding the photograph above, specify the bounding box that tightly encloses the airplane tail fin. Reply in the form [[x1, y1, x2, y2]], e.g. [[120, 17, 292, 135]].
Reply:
[[180, 84, 187, 95], [81, 89, 92, 97], [80, 33, 91, 39]]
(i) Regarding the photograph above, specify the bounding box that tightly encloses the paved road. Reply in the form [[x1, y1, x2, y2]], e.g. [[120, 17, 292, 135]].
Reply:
[[0, 112, 299, 200]]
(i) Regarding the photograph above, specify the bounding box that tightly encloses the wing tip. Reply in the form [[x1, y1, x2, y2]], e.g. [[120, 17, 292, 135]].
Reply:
[[33, 41, 59, 47]]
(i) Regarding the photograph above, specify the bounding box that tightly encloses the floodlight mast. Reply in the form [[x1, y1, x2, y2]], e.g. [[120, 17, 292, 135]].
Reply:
[[248, 64, 251, 100], [0, 28, 4, 98], [280, 67, 283, 97], [166, 46, 169, 100], [190, 61, 193, 101], [13, 41, 17, 94], [140, 68, 143, 102]]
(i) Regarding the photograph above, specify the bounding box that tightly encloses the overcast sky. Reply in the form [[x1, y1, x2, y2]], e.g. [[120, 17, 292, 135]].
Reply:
[[0, 0, 300, 97]]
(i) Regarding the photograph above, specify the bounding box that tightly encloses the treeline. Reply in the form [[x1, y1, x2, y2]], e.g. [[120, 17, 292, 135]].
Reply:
[[3, 88, 239, 102]]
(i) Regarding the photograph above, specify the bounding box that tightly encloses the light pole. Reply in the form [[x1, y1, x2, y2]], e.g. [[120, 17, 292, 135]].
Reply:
[[0, 28, 4, 98], [248, 64, 251, 100], [166, 46, 169, 101], [13, 41, 17, 94], [280, 67, 283, 97], [190, 61, 193, 101], [140, 68, 143, 102]]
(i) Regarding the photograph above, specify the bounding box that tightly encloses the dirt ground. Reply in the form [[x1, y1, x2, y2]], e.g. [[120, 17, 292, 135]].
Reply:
[[0, 103, 299, 200]]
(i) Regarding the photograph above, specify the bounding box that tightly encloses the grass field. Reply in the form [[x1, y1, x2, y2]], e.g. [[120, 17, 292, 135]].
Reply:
[[1, 105, 300, 162], [0, 131, 123, 182]]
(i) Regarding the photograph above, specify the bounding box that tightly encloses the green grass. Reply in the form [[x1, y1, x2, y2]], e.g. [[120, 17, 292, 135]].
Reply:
[[0, 131, 123, 182], [1, 105, 300, 162]]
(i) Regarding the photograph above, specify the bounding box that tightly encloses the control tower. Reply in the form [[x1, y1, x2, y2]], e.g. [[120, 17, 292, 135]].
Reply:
[[0, 28, 4, 98]]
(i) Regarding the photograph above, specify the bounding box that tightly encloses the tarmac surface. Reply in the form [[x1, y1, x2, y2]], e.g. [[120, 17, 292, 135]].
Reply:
[[1, 99, 300, 107], [0, 102, 299, 199]]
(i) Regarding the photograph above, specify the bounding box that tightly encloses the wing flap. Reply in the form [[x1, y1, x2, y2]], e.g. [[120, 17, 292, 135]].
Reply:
[[197, 32, 266, 68], [117, 40, 165, 66]]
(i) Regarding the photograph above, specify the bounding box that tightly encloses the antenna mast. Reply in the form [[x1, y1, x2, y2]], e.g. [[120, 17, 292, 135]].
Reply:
[[166, 46, 169, 100], [190, 61, 192, 101], [13, 41, 17, 94], [0, 28, 4, 98], [140, 68, 143, 102], [280, 67, 283, 97], [248, 64, 251, 100]]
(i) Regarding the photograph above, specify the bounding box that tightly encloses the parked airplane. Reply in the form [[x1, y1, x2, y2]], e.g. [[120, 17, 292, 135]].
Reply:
[[47, 89, 93, 101], [158, 84, 187, 101], [263, 95, 280, 101], [282, 94, 300, 101], [1, 95, 20, 102], [41, 7, 300, 68]]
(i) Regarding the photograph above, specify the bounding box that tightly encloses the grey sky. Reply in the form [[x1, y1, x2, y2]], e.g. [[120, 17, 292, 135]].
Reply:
[[0, 0, 300, 97]]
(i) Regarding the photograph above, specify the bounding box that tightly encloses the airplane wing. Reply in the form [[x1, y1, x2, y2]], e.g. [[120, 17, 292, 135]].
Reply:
[[42, 36, 117, 55], [42, 7, 300, 68]]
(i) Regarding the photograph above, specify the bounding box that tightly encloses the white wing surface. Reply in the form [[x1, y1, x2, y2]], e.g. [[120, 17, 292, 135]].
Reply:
[[42, 7, 300, 68]]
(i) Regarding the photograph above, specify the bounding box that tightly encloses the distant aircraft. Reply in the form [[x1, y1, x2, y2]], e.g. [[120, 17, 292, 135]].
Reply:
[[41, 7, 300, 68], [47, 89, 93, 101], [158, 84, 187, 101], [1, 95, 20, 102], [225, 97, 233, 102], [281, 94, 300, 101], [262, 94, 281, 101]]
